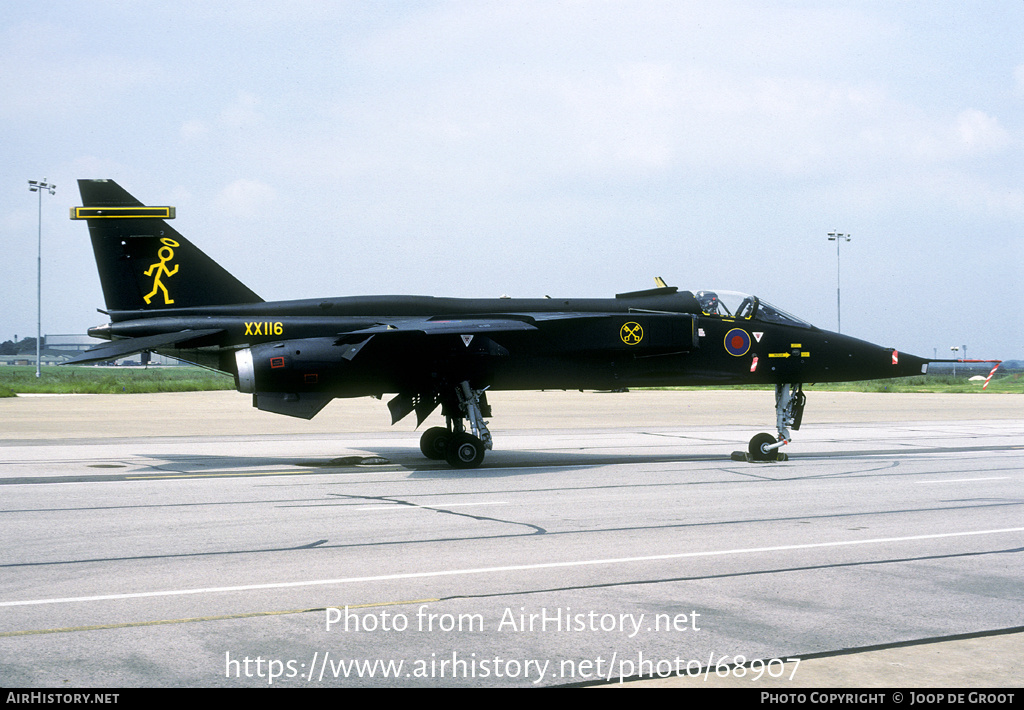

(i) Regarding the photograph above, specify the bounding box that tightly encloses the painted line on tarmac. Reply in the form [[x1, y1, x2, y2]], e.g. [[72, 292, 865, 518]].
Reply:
[[0, 598, 440, 637], [128, 471, 309, 479], [2, 526, 1023, 609], [126, 468, 398, 480], [0, 468, 398, 485], [916, 477, 1010, 484], [353, 501, 510, 511]]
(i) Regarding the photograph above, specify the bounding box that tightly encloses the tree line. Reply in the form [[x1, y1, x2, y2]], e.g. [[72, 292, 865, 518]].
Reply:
[[0, 338, 38, 355]]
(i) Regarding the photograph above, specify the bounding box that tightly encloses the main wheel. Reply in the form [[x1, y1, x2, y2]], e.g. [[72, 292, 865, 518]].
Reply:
[[420, 427, 451, 460], [445, 433, 486, 469], [748, 432, 778, 462]]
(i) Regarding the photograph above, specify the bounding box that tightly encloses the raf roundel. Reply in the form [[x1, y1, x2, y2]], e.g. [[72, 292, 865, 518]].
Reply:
[[724, 328, 751, 357]]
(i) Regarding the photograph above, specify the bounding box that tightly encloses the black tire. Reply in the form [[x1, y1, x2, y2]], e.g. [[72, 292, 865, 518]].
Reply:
[[748, 433, 778, 462], [419, 427, 450, 460], [445, 433, 485, 469]]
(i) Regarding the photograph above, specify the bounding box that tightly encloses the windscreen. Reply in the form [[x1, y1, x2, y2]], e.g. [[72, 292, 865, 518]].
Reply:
[[695, 290, 812, 328]]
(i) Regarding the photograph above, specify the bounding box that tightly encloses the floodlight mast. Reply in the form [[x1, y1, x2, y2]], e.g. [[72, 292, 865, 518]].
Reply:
[[827, 231, 851, 333], [28, 179, 56, 378]]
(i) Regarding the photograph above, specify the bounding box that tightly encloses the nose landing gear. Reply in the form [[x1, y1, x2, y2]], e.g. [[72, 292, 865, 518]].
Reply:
[[735, 383, 805, 462]]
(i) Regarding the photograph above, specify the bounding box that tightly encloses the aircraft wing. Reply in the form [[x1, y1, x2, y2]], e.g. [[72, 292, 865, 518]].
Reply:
[[340, 316, 539, 336], [62, 329, 225, 365], [338, 312, 626, 337]]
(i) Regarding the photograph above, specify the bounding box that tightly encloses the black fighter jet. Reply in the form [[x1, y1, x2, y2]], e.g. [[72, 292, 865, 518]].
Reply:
[[68, 179, 931, 467]]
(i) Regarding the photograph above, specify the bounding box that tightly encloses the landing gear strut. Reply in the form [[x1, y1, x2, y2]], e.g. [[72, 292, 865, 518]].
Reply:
[[418, 381, 493, 469], [745, 383, 805, 462]]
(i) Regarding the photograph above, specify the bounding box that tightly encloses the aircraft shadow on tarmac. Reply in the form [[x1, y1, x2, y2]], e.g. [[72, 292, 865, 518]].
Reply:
[[123, 443, 956, 481], [120, 447, 733, 480], [111, 430, 1023, 483]]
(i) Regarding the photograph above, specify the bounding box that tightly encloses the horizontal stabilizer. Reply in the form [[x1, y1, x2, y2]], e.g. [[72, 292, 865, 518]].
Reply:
[[62, 329, 224, 365]]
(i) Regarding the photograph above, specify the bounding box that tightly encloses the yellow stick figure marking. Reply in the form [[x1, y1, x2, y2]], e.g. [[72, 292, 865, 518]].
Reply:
[[143, 238, 180, 305]]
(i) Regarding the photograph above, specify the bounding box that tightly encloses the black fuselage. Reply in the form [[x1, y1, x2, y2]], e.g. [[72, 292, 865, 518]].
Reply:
[[94, 289, 927, 399]]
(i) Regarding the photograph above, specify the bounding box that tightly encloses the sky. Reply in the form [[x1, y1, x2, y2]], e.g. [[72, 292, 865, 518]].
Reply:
[[2, 1, 1022, 361]]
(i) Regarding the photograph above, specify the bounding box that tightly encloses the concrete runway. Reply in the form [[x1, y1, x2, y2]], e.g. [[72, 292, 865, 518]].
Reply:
[[1, 389, 1021, 688]]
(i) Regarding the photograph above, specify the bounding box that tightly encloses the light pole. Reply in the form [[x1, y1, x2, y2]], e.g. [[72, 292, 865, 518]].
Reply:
[[950, 346, 959, 378], [28, 179, 56, 378], [827, 231, 851, 333]]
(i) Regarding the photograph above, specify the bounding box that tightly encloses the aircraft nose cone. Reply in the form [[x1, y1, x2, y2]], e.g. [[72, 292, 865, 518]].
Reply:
[[808, 331, 930, 382], [891, 350, 930, 377]]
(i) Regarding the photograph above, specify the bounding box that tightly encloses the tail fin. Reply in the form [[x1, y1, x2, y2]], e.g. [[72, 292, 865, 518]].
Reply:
[[73, 179, 262, 311]]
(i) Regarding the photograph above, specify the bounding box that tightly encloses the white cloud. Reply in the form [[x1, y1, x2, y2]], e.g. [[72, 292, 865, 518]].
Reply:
[[0, 21, 160, 123], [218, 91, 263, 130], [179, 120, 209, 142], [214, 179, 276, 219], [953, 109, 1011, 154]]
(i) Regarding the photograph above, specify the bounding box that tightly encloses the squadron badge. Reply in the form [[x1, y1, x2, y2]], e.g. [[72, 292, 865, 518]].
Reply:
[[620, 322, 644, 345]]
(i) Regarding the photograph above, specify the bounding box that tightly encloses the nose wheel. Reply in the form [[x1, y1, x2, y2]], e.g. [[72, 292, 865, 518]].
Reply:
[[747, 432, 783, 462], [735, 383, 804, 462]]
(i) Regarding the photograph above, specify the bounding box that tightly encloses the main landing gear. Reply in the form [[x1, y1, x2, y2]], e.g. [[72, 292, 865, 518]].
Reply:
[[738, 383, 806, 463], [419, 381, 493, 469]]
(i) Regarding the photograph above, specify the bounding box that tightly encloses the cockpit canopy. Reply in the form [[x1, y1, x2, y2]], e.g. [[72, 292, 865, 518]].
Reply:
[[694, 290, 812, 328]]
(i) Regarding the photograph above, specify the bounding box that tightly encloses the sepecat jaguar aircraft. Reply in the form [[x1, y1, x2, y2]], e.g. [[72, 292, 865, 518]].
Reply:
[[68, 179, 932, 467]]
